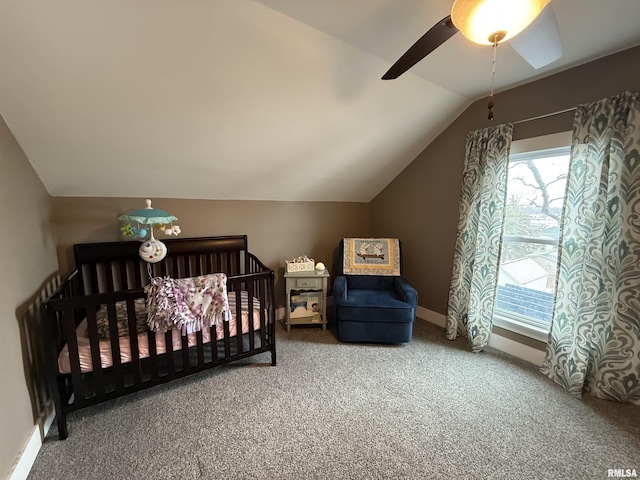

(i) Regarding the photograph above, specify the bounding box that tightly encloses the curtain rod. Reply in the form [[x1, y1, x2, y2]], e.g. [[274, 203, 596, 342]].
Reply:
[[512, 106, 576, 125]]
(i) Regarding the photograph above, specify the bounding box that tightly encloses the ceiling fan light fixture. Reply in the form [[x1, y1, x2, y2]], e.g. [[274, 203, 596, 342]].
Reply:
[[451, 0, 550, 45]]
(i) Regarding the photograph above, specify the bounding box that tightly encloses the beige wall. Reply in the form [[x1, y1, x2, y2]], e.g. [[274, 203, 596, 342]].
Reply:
[[370, 46, 640, 343], [51, 197, 370, 305], [0, 115, 58, 478]]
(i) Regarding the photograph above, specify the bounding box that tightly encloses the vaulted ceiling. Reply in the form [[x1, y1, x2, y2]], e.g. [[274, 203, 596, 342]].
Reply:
[[1, 0, 639, 202]]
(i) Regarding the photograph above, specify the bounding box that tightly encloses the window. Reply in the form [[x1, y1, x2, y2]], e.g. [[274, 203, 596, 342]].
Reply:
[[493, 133, 571, 341]]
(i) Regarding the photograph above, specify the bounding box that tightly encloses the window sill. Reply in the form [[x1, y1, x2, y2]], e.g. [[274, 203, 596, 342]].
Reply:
[[492, 314, 550, 343]]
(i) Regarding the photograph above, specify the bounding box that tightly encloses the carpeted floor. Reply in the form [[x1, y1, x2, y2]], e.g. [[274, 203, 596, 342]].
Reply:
[[28, 319, 640, 480]]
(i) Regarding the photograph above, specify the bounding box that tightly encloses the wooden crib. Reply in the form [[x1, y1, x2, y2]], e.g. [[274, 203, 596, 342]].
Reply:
[[42, 235, 276, 439]]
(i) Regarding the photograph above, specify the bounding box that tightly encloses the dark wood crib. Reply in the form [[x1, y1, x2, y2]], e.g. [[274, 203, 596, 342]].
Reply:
[[42, 235, 276, 439]]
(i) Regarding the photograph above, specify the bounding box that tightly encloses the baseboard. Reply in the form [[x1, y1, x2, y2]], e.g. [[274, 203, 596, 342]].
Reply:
[[416, 306, 545, 365], [487, 334, 546, 365], [7, 404, 54, 480], [416, 305, 446, 328]]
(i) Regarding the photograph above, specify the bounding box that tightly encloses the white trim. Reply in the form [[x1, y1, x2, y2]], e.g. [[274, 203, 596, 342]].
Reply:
[[492, 313, 550, 343], [510, 131, 572, 154], [416, 305, 446, 328], [488, 333, 546, 365], [7, 406, 55, 480], [417, 306, 545, 365], [8, 426, 41, 480]]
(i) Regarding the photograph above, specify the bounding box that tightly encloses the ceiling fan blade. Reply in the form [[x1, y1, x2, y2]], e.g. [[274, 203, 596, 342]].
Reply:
[[382, 15, 458, 80], [510, 5, 563, 69]]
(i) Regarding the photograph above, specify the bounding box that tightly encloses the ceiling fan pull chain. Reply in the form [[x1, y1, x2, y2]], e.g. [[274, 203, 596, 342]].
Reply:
[[488, 34, 499, 120]]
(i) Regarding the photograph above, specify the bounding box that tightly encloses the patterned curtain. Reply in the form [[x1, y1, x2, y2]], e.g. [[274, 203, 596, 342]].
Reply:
[[541, 91, 640, 405], [446, 124, 513, 352]]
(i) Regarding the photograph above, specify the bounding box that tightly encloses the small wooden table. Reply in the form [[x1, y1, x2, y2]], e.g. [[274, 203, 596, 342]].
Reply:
[[284, 269, 330, 332]]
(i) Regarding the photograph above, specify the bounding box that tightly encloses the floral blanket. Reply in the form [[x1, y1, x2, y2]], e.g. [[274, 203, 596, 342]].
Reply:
[[145, 273, 232, 335]]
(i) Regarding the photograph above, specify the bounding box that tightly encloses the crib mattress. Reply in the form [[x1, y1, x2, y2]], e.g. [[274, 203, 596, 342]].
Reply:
[[58, 292, 263, 374]]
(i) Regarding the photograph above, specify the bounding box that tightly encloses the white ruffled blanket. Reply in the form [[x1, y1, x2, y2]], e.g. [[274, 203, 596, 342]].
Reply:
[[145, 274, 232, 335]]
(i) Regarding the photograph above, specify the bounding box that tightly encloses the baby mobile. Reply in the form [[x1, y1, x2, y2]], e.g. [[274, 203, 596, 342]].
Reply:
[[119, 199, 181, 264]]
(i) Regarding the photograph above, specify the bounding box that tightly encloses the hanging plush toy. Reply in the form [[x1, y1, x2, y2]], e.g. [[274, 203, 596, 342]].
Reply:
[[118, 199, 181, 263]]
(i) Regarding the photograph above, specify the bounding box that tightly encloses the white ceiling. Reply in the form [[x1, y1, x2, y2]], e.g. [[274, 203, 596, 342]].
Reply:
[[1, 0, 639, 202]]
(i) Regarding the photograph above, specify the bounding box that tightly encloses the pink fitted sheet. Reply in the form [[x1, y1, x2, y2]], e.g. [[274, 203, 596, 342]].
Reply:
[[58, 298, 263, 374]]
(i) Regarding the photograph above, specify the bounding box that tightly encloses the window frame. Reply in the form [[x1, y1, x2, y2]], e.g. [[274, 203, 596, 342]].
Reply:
[[493, 133, 571, 342]]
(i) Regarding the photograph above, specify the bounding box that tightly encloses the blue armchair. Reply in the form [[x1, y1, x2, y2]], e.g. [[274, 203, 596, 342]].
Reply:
[[333, 238, 417, 343]]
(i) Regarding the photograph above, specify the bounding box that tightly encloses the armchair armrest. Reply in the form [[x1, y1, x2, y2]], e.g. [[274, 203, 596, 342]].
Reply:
[[393, 277, 418, 306], [333, 276, 348, 302]]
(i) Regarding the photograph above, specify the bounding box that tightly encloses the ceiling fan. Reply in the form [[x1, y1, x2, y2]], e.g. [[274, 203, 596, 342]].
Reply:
[[382, 0, 563, 81]]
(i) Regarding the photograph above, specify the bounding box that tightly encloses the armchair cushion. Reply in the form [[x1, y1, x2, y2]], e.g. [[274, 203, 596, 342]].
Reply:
[[336, 288, 415, 324], [334, 276, 417, 323]]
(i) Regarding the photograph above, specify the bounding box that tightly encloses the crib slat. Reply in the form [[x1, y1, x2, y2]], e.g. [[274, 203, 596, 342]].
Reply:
[[196, 254, 205, 277], [202, 254, 209, 276], [88, 264, 99, 294], [126, 298, 142, 385], [106, 302, 125, 393], [267, 273, 276, 366], [183, 255, 191, 277], [118, 260, 128, 291], [147, 330, 158, 381], [196, 330, 204, 367], [133, 262, 142, 289], [159, 260, 167, 277], [193, 254, 200, 276], [232, 284, 244, 354], [171, 256, 179, 278], [85, 307, 105, 398], [104, 262, 115, 292], [235, 286, 244, 354], [226, 253, 232, 277], [165, 331, 174, 376], [259, 279, 267, 347], [247, 282, 255, 351], [181, 334, 189, 371], [223, 316, 231, 359], [234, 250, 241, 275], [210, 318, 218, 362], [63, 307, 85, 407]]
